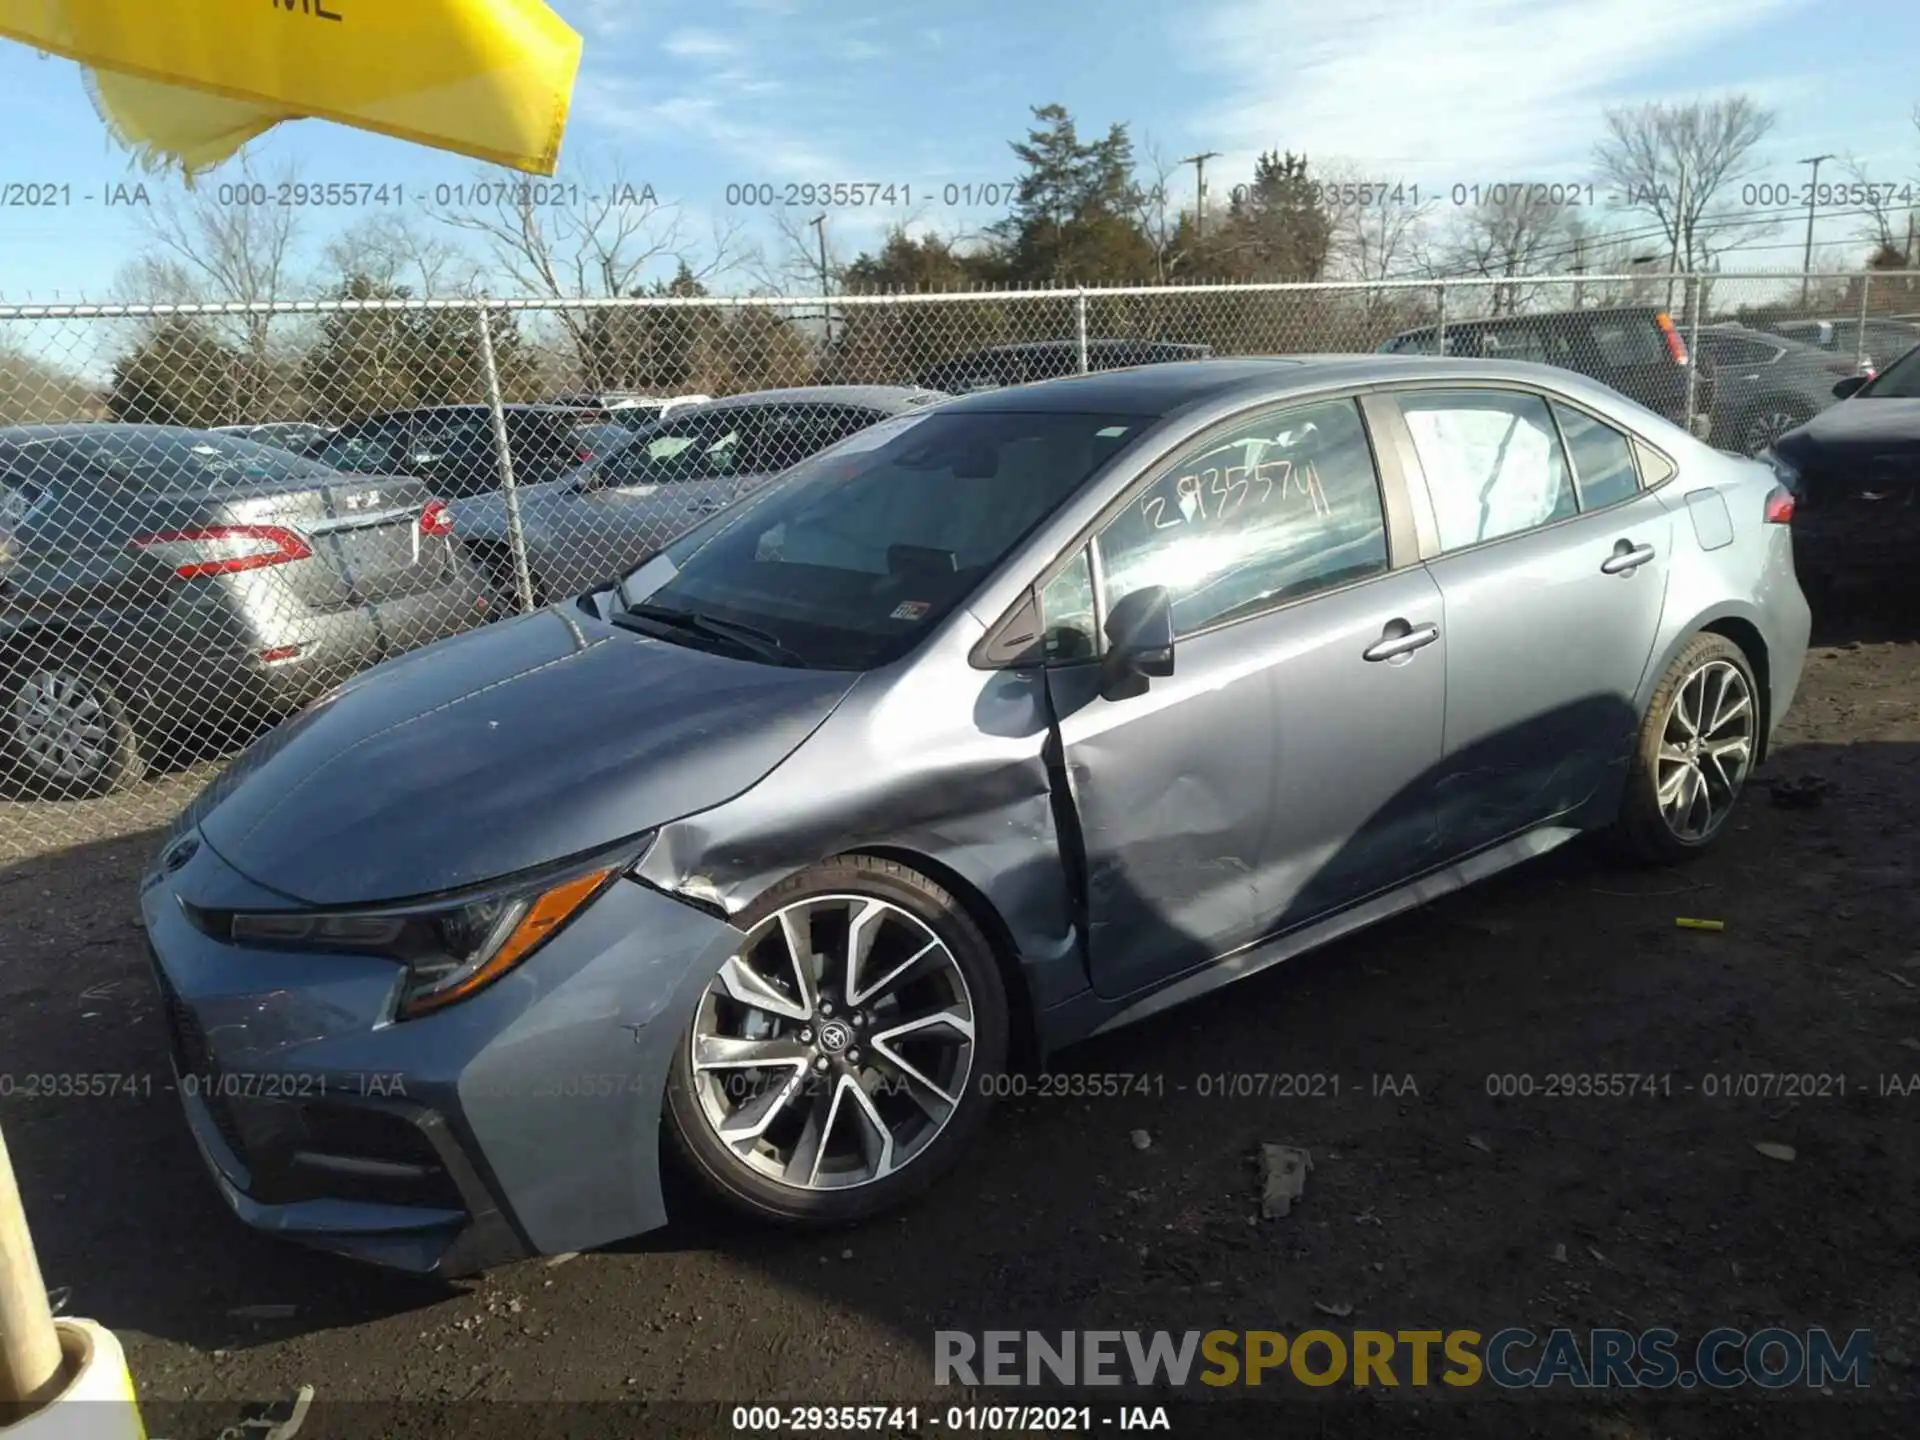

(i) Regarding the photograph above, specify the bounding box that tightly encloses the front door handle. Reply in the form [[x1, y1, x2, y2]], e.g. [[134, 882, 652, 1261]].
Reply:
[[1363, 620, 1440, 663], [1601, 541, 1657, 576], [688, 500, 727, 516]]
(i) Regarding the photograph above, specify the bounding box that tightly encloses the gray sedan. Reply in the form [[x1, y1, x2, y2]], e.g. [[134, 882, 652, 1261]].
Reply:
[[450, 386, 945, 608], [142, 356, 1808, 1274]]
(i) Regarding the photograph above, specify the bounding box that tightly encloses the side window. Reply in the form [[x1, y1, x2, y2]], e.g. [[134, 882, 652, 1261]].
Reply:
[[1094, 398, 1390, 639], [1398, 388, 1577, 552], [1481, 322, 1550, 364], [1585, 316, 1665, 367], [1552, 404, 1642, 510], [313, 420, 409, 474], [1039, 549, 1098, 663]]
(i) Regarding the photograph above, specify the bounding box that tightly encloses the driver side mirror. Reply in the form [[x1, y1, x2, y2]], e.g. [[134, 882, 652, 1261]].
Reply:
[[1101, 585, 1175, 699], [1832, 374, 1869, 400]]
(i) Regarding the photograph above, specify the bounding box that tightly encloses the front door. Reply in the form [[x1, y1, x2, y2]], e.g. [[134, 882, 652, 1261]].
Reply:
[[1041, 397, 1448, 1000], [1389, 387, 1673, 858]]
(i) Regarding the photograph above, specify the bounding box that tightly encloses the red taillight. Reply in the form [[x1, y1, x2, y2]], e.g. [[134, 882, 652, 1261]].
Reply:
[[1764, 486, 1795, 524], [1655, 312, 1689, 365], [419, 499, 454, 537], [131, 525, 312, 578]]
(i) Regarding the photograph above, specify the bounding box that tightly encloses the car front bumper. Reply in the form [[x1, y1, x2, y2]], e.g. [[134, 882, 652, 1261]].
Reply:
[[139, 830, 742, 1275]]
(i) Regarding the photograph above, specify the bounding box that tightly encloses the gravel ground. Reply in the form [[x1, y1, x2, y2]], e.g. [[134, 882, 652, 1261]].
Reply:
[[3, 601, 1918, 1439]]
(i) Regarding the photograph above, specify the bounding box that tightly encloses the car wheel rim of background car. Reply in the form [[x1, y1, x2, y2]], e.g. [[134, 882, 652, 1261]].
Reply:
[[1744, 412, 1802, 452], [10, 668, 116, 787], [688, 894, 977, 1191], [1656, 659, 1755, 844]]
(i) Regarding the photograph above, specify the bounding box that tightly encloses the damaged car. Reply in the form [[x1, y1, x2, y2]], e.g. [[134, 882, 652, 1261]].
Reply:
[[140, 356, 1810, 1273]]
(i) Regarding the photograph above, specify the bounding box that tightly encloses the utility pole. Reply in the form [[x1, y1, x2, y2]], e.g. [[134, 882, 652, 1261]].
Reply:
[[1180, 150, 1221, 248], [1665, 160, 1688, 316], [809, 213, 830, 336], [1799, 154, 1834, 308], [1571, 229, 1587, 309]]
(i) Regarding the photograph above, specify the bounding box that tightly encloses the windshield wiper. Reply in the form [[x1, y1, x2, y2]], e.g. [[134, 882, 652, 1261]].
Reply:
[[613, 601, 808, 667]]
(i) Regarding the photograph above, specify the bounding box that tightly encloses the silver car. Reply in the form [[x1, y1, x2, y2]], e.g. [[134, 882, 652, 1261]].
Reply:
[[451, 386, 946, 607], [141, 356, 1808, 1274]]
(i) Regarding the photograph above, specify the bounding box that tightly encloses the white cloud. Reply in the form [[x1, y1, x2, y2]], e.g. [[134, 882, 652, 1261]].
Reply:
[[1186, 0, 1815, 182], [576, 75, 850, 178], [568, 0, 638, 41], [661, 28, 742, 61]]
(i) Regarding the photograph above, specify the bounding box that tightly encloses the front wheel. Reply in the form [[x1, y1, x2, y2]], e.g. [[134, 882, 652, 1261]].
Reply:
[[664, 856, 1009, 1227], [1608, 634, 1760, 864]]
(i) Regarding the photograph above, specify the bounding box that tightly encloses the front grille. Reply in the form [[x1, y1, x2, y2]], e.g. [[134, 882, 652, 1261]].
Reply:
[[146, 948, 248, 1163]]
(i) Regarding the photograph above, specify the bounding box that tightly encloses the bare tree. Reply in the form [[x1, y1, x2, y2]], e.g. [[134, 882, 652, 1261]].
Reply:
[[1437, 191, 1581, 315], [1593, 96, 1779, 274], [741, 206, 850, 296], [1315, 162, 1439, 283], [321, 213, 485, 298], [1129, 137, 1185, 282], [117, 153, 307, 419], [427, 161, 745, 386]]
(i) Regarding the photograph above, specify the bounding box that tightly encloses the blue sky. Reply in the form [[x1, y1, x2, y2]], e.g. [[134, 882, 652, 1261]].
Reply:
[[0, 0, 1916, 302]]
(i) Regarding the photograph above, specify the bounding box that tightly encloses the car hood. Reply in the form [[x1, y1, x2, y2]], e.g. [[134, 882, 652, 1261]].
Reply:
[[1775, 398, 1920, 461], [192, 608, 859, 906]]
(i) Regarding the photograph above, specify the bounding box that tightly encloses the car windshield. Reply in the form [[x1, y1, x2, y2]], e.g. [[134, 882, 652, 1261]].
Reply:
[[63, 431, 335, 490], [1865, 344, 1920, 398], [616, 407, 1151, 670]]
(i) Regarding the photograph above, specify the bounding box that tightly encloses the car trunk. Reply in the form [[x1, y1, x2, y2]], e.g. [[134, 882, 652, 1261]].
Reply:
[[201, 473, 456, 612]]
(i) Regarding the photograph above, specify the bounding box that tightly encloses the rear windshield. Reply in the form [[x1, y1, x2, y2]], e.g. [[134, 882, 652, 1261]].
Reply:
[[57, 432, 335, 492]]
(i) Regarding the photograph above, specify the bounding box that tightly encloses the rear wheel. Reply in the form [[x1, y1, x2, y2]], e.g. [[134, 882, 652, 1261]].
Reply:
[[664, 856, 1009, 1227], [1, 657, 145, 799], [1608, 634, 1759, 864]]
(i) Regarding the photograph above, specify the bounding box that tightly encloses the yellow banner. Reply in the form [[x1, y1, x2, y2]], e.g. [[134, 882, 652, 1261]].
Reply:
[[0, 0, 582, 175]]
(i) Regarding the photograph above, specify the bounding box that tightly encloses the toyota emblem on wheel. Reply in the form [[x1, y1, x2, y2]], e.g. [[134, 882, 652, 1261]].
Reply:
[[817, 1020, 852, 1053]]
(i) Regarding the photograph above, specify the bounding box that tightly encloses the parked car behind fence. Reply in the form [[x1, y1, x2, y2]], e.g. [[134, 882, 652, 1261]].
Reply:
[[1, 425, 489, 799], [451, 386, 948, 609]]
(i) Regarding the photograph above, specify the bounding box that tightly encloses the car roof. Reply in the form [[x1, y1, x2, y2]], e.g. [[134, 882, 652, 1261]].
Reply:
[[930, 355, 1645, 420], [1390, 306, 1662, 338], [0, 423, 245, 445], [697, 385, 945, 412]]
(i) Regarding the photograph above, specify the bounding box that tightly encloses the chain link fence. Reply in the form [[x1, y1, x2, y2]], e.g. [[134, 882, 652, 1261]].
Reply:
[[3, 270, 1917, 860]]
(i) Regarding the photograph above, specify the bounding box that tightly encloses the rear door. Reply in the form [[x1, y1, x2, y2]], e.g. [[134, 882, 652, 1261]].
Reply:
[[1384, 386, 1673, 858]]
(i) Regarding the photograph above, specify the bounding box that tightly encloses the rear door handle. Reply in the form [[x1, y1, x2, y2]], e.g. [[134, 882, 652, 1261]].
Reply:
[[1363, 620, 1440, 663], [1601, 541, 1657, 576]]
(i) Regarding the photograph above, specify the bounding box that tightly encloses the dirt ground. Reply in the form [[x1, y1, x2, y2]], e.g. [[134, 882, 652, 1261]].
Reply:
[[3, 596, 1918, 1439]]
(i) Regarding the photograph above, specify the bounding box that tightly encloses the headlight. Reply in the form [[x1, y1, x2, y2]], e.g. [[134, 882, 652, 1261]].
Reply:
[[226, 846, 642, 1019]]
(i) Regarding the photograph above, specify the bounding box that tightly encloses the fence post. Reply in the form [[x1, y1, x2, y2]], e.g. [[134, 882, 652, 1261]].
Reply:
[[475, 300, 537, 616], [1074, 289, 1090, 374], [1435, 283, 1447, 355], [1856, 270, 1873, 372], [1683, 274, 1703, 439]]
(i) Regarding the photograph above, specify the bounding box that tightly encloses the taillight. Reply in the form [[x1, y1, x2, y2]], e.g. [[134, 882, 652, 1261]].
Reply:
[[1764, 486, 1795, 524], [419, 499, 454, 537], [1655, 312, 1689, 365], [131, 525, 313, 578]]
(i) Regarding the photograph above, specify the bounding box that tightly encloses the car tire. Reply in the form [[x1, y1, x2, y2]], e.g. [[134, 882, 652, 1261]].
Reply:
[[472, 545, 544, 615], [664, 854, 1010, 1228], [0, 656, 146, 799], [1607, 634, 1761, 865]]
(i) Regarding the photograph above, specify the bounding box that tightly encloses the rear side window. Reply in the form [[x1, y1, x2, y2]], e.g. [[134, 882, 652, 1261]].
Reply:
[[1552, 404, 1641, 509], [1398, 389, 1577, 552], [312, 420, 411, 474], [1584, 315, 1667, 366]]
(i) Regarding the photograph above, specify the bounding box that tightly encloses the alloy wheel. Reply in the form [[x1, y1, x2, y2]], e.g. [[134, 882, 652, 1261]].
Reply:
[[687, 894, 977, 1191], [1742, 411, 1803, 454], [1654, 659, 1755, 843], [9, 667, 118, 787]]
